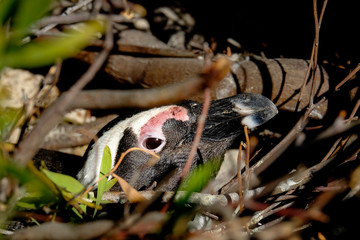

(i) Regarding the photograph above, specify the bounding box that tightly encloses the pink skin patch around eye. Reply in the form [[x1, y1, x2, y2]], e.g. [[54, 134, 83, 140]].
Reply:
[[139, 106, 189, 151]]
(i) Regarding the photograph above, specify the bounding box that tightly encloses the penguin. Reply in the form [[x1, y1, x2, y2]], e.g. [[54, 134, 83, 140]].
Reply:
[[77, 93, 278, 191]]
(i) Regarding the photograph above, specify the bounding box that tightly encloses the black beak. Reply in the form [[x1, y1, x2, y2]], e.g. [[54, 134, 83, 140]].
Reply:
[[199, 93, 278, 141]]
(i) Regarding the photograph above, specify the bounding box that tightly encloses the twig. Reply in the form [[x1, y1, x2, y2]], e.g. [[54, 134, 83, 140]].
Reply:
[[320, 99, 360, 162], [14, 21, 113, 166], [34, 59, 62, 110], [253, 1, 329, 177], [296, 0, 328, 109], [350, 99, 360, 119], [36, 12, 92, 27], [180, 57, 231, 180], [335, 63, 360, 91], [314, 65, 360, 162], [244, 126, 251, 190], [103, 190, 243, 207], [252, 94, 324, 177], [237, 143, 244, 214], [180, 88, 211, 180], [36, 13, 133, 29], [248, 201, 293, 228], [252, 115, 309, 176], [38, 0, 94, 34], [40, 114, 118, 150], [309, 0, 328, 107], [9, 220, 114, 240], [69, 76, 207, 110]]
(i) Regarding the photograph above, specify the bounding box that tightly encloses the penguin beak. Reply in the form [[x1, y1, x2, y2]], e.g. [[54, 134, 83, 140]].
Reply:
[[200, 93, 278, 141]]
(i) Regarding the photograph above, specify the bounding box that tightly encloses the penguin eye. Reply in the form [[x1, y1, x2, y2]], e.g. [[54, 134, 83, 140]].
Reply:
[[143, 137, 165, 152]]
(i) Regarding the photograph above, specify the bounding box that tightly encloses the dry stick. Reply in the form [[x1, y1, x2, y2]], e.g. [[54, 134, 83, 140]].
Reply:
[[350, 99, 360, 120], [296, 46, 315, 111], [36, 12, 92, 27], [308, 0, 320, 108], [315, 64, 360, 163], [35, 59, 62, 107], [251, 95, 325, 177], [237, 143, 244, 213], [38, 0, 94, 34], [70, 76, 206, 110], [252, 115, 309, 176], [41, 114, 118, 150], [179, 56, 230, 180], [235, 129, 250, 216], [253, 1, 328, 176], [14, 22, 113, 166], [335, 63, 360, 91], [309, 0, 328, 107], [24, 60, 62, 119], [320, 98, 360, 162], [244, 126, 251, 190], [296, 0, 328, 109], [319, 64, 360, 161], [180, 88, 211, 180]]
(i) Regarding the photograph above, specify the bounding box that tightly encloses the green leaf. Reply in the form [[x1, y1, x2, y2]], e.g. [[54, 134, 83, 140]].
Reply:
[[104, 178, 117, 192], [13, 0, 53, 33], [42, 169, 85, 195], [16, 201, 38, 210], [93, 145, 112, 217], [0, 0, 17, 25], [1, 157, 44, 188], [175, 157, 222, 206], [16, 190, 54, 210], [0, 159, 56, 210], [2, 20, 105, 68], [0, 107, 24, 141], [71, 204, 86, 220]]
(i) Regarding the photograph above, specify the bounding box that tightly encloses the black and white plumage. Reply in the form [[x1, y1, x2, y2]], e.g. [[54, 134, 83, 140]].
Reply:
[[77, 93, 278, 191]]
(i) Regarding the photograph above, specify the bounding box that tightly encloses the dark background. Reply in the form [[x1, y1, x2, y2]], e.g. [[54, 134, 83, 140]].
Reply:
[[140, 0, 359, 67]]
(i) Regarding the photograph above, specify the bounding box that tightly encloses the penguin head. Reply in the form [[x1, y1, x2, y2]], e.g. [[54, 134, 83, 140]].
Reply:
[[77, 93, 278, 191]]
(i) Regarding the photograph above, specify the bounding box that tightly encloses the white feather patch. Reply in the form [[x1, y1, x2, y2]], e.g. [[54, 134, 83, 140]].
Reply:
[[241, 115, 259, 129]]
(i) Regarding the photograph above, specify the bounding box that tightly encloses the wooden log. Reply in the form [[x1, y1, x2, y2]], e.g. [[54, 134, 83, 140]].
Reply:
[[216, 57, 329, 119], [76, 51, 328, 118]]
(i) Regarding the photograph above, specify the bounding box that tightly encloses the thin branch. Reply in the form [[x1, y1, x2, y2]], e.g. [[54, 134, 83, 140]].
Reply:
[[36, 13, 133, 29], [237, 143, 244, 214], [244, 126, 251, 189], [296, 0, 328, 109], [69, 76, 207, 110], [38, 0, 94, 34], [180, 57, 231, 181], [320, 98, 360, 162], [252, 115, 309, 176], [308, 0, 319, 108], [180, 88, 211, 180], [40, 114, 118, 150], [103, 190, 243, 207], [349, 99, 360, 119], [335, 63, 360, 91], [309, 0, 328, 107], [36, 12, 92, 27], [254, 0, 328, 177]]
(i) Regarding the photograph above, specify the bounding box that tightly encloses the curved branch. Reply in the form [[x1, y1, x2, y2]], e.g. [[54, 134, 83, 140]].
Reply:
[[69, 76, 206, 110]]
